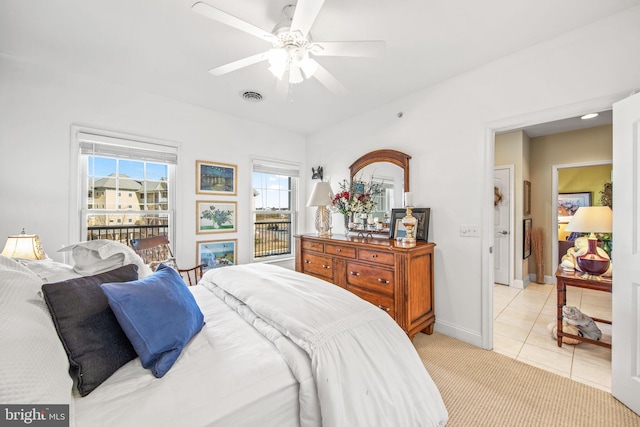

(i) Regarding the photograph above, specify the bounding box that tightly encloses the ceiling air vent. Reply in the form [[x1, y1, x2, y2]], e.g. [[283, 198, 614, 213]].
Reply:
[[240, 91, 264, 102]]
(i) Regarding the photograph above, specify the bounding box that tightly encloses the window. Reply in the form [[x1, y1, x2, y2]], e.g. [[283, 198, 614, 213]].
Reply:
[[252, 159, 300, 259], [75, 129, 178, 245]]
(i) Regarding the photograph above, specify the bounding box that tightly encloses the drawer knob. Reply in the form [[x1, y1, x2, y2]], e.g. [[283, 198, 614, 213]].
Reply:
[[377, 278, 390, 284], [304, 260, 311, 264], [377, 305, 390, 312], [336, 248, 341, 252], [322, 264, 331, 269], [371, 254, 377, 258], [349, 271, 360, 276]]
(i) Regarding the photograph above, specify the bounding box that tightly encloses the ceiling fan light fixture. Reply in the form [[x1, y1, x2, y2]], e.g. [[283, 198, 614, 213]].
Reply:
[[299, 56, 318, 78], [268, 49, 288, 78], [289, 66, 304, 84]]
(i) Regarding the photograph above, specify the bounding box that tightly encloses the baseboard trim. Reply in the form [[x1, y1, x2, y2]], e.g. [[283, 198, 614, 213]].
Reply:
[[527, 273, 553, 284], [434, 320, 483, 348]]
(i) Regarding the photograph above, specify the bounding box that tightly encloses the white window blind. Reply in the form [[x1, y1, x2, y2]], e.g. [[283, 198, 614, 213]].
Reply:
[[78, 132, 178, 164]]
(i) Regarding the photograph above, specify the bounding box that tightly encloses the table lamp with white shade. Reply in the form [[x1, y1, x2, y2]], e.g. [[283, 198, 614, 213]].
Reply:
[[307, 181, 334, 237], [564, 206, 612, 278], [1, 228, 47, 260]]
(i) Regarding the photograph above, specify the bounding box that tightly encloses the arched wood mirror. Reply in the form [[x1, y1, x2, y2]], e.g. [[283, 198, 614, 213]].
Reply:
[[349, 149, 411, 220]]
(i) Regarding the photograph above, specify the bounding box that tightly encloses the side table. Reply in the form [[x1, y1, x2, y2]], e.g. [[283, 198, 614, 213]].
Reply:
[[555, 267, 612, 348]]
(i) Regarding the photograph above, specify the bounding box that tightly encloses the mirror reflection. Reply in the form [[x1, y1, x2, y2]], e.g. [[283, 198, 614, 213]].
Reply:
[[347, 149, 411, 233]]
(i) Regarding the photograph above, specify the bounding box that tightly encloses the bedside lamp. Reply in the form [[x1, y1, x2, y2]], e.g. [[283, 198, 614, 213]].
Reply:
[[564, 206, 612, 278], [307, 181, 334, 237], [1, 228, 47, 260]]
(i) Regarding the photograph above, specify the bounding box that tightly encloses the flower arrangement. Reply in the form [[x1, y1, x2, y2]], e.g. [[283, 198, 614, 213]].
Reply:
[[332, 178, 383, 216]]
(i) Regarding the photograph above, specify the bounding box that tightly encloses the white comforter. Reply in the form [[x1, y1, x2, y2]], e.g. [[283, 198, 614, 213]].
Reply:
[[201, 264, 448, 427]]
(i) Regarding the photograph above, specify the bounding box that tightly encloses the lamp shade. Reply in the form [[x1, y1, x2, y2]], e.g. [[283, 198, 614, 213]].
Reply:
[[306, 181, 334, 207], [1, 229, 47, 260], [564, 206, 612, 234]]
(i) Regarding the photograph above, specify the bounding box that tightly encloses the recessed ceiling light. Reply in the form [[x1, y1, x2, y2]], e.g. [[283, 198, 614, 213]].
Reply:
[[581, 113, 599, 120]]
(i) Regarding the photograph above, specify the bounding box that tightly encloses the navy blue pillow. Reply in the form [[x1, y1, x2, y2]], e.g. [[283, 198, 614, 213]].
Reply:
[[100, 263, 205, 378], [41, 264, 139, 396]]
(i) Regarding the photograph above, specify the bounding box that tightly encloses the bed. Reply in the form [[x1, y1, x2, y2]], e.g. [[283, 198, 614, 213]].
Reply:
[[0, 241, 448, 427]]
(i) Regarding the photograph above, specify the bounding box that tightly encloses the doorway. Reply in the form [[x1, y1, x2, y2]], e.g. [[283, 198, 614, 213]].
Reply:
[[486, 107, 614, 392]]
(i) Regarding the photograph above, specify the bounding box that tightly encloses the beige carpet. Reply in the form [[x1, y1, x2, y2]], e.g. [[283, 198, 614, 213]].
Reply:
[[414, 332, 640, 427]]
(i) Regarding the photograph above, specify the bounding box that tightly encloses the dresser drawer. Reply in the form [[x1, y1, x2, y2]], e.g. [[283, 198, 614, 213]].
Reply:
[[325, 244, 356, 258], [358, 248, 394, 266], [302, 240, 325, 253], [348, 286, 395, 318], [301, 252, 333, 279], [346, 261, 394, 295]]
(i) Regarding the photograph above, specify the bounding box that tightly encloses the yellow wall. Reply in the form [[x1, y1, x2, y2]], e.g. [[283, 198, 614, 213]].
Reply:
[[557, 164, 612, 239], [530, 125, 612, 276]]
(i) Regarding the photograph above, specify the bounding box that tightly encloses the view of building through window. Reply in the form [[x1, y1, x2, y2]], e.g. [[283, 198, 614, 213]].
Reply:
[[85, 155, 171, 243]]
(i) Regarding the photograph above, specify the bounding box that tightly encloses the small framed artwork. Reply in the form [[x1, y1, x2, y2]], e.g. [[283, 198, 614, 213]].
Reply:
[[196, 201, 237, 234], [523, 180, 531, 216], [196, 160, 237, 196], [389, 208, 431, 241], [197, 239, 237, 271], [523, 218, 532, 259], [558, 192, 591, 223]]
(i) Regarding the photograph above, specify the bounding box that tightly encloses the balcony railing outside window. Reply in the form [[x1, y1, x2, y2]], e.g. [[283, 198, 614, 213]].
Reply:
[[87, 224, 169, 245], [254, 220, 291, 258]]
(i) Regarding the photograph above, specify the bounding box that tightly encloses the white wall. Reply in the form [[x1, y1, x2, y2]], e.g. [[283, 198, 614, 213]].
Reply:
[[0, 55, 306, 266], [2, 6, 639, 348], [306, 7, 640, 345]]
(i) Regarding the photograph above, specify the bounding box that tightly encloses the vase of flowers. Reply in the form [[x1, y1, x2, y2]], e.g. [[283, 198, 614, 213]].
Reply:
[[331, 178, 383, 236]]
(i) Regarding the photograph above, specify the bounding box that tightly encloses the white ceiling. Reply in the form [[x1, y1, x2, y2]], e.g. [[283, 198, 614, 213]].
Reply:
[[1, 0, 638, 135]]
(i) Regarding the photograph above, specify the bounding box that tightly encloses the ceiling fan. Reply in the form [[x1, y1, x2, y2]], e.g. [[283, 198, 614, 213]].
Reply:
[[192, 0, 386, 96]]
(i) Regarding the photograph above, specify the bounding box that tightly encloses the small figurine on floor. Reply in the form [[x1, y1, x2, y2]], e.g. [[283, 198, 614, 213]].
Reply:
[[562, 306, 602, 341]]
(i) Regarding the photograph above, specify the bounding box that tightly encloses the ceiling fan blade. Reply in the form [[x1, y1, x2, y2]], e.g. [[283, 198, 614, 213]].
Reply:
[[290, 0, 325, 38], [192, 2, 276, 43], [311, 61, 347, 96], [313, 41, 386, 58], [209, 52, 269, 76]]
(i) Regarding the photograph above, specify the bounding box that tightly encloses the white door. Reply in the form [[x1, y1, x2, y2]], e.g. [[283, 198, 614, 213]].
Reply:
[[612, 92, 640, 414], [494, 167, 511, 285]]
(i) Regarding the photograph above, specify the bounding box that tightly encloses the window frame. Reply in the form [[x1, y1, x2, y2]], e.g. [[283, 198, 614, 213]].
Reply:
[[69, 125, 179, 249], [251, 158, 300, 262]]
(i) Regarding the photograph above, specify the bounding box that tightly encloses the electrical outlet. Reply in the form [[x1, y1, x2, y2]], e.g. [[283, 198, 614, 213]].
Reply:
[[460, 224, 480, 237]]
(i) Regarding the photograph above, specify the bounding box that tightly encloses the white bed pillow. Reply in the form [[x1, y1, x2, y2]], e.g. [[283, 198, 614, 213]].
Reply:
[[58, 240, 152, 278], [0, 256, 74, 406], [17, 259, 82, 283]]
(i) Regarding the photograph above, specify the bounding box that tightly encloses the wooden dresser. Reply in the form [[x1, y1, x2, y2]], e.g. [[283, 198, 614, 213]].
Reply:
[[294, 234, 436, 339]]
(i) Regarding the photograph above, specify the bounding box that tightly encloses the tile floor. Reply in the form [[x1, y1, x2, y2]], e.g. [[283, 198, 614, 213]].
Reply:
[[493, 282, 612, 392]]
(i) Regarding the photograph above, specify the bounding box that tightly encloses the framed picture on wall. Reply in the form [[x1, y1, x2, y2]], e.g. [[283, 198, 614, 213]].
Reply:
[[523, 180, 531, 216], [523, 218, 532, 259], [196, 201, 237, 234], [558, 192, 591, 223], [196, 160, 237, 196], [197, 239, 237, 271], [389, 208, 431, 241]]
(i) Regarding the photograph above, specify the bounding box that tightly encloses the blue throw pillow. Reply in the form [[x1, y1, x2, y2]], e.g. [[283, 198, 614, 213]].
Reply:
[[100, 263, 205, 378]]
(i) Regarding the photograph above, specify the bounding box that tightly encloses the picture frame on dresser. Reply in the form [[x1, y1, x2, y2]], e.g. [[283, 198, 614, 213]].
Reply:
[[389, 208, 431, 241]]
